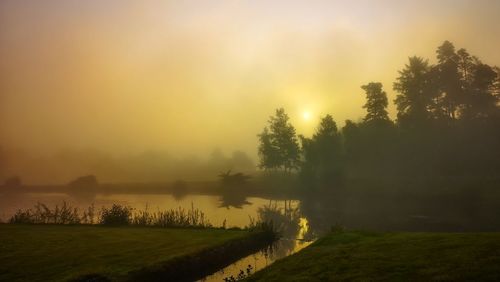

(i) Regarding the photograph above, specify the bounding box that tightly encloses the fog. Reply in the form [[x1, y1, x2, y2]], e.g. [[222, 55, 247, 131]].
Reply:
[[1, 0, 500, 184]]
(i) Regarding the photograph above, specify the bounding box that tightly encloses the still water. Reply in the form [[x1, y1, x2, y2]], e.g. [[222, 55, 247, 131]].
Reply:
[[1, 193, 297, 229], [0, 192, 315, 280]]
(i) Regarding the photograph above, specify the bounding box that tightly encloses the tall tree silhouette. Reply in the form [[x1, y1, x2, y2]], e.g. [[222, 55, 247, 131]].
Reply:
[[300, 115, 342, 186], [257, 127, 280, 171], [457, 48, 475, 85], [361, 82, 389, 123], [434, 41, 462, 120], [494, 67, 500, 103], [393, 56, 435, 126], [258, 108, 300, 172], [463, 62, 498, 119]]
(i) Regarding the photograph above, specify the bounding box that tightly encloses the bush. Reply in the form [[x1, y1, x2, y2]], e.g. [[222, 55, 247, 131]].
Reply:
[[99, 204, 132, 226]]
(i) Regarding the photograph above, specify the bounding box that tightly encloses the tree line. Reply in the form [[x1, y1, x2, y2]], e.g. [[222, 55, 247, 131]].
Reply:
[[258, 41, 500, 189]]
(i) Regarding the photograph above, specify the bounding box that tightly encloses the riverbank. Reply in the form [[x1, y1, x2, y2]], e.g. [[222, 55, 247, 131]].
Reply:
[[0, 224, 274, 281], [248, 231, 500, 281]]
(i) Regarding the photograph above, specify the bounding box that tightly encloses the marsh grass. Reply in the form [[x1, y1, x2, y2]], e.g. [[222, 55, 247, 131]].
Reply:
[[248, 201, 301, 239], [9, 202, 83, 224], [132, 203, 212, 228], [9, 201, 213, 228]]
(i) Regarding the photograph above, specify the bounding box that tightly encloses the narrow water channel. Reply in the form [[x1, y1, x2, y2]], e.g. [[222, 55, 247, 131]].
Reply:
[[200, 215, 315, 281], [199, 238, 313, 281]]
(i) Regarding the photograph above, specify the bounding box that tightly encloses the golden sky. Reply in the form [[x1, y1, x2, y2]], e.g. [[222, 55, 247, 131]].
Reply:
[[1, 0, 499, 158]]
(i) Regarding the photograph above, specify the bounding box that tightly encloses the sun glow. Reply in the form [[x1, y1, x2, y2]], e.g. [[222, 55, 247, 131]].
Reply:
[[302, 111, 312, 121]]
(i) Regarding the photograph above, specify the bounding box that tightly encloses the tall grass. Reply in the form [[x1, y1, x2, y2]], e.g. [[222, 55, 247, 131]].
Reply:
[[9, 202, 212, 228], [250, 201, 301, 238], [9, 202, 83, 224], [132, 203, 211, 228]]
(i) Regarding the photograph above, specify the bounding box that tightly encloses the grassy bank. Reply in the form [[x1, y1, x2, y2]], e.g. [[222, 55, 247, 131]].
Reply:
[[248, 231, 500, 281], [0, 224, 272, 281]]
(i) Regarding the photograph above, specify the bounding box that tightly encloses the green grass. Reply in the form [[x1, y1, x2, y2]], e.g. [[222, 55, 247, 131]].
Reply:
[[248, 231, 500, 281], [0, 224, 249, 281]]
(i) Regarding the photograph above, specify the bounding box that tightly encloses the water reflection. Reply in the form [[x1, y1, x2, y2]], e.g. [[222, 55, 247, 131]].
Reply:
[[200, 239, 313, 282], [171, 180, 188, 201], [299, 194, 340, 238], [200, 203, 313, 282], [218, 193, 251, 209], [0, 193, 300, 229], [218, 172, 253, 209]]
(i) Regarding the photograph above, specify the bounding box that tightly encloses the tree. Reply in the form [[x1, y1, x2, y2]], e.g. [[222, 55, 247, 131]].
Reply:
[[361, 82, 389, 123], [300, 115, 343, 186], [341, 119, 361, 160], [258, 108, 300, 172], [257, 127, 280, 171], [208, 148, 228, 171], [434, 41, 462, 120], [494, 67, 500, 104], [436, 40, 457, 63], [457, 48, 475, 85], [229, 151, 255, 172], [393, 56, 436, 126], [462, 62, 498, 119]]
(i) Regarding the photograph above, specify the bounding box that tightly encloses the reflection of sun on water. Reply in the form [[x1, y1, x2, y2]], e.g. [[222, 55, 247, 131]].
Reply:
[[298, 217, 309, 239]]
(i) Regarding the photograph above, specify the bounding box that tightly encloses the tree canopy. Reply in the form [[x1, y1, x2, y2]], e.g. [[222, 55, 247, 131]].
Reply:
[[258, 108, 300, 172]]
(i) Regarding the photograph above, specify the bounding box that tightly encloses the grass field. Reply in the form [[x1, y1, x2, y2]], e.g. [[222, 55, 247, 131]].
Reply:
[[0, 224, 250, 281], [248, 231, 500, 281]]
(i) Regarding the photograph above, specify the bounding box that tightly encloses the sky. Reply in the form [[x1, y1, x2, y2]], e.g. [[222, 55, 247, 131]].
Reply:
[[1, 0, 500, 159]]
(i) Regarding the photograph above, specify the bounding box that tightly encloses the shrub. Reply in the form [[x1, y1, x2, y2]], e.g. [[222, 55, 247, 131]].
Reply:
[[99, 204, 132, 226]]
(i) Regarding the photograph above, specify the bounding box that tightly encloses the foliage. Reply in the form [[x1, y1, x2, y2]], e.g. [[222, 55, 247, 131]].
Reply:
[[393, 56, 435, 126], [258, 40, 500, 190], [141, 204, 212, 228], [361, 82, 389, 123], [257, 127, 281, 170], [9, 202, 212, 228], [254, 201, 300, 238], [258, 108, 301, 172], [9, 202, 82, 224], [99, 204, 133, 225], [223, 265, 254, 282], [300, 115, 343, 188]]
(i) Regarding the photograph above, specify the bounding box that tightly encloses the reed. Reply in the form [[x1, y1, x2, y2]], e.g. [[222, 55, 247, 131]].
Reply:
[[9, 202, 213, 228]]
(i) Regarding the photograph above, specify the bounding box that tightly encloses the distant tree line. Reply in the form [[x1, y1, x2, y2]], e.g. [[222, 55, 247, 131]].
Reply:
[[258, 41, 500, 189]]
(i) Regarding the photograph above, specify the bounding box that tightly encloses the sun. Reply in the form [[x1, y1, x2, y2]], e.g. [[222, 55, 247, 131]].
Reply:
[[302, 111, 312, 121]]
